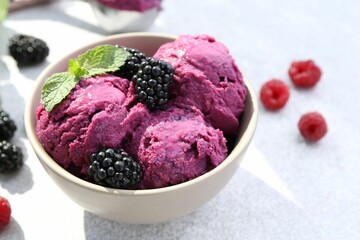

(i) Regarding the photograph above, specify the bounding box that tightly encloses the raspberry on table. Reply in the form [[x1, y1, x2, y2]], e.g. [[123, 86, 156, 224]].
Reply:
[[260, 79, 290, 110], [0, 110, 17, 141], [131, 57, 174, 110], [87, 148, 143, 189], [298, 112, 328, 141], [288, 60, 322, 88], [8, 34, 49, 65], [0, 196, 11, 229], [0, 140, 24, 174]]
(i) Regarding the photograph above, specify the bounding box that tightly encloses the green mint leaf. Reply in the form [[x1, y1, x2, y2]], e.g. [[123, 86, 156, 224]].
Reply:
[[75, 45, 129, 77], [0, 0, 9, 23], [41, 72, 79, 112], [68, 59, 88, 77], [41, 44, 129, 112]]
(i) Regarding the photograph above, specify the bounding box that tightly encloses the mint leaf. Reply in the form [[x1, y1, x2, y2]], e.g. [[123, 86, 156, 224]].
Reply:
[[41, 72, 79, 112], [0, 0, 9, 23], [76, 45, 129, 77], [68, 59, 88, 77], [41, 44, 129, 112]]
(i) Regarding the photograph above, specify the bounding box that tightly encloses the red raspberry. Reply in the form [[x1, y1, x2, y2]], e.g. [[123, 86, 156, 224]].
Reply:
[[0, 196, 11, 229], [260, 79, 290, 110], [298, 112, 327, 141], [288, 60, 322, 88]]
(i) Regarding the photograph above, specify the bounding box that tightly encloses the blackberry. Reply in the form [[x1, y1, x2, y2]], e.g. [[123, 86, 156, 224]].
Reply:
[[0, 110, 17, 141], [0, 141, 23, 174], [87, 148, 143, 189], [132, 57, 174, 109], [114, 47, 147, 80], [8, 34, 49, 65]]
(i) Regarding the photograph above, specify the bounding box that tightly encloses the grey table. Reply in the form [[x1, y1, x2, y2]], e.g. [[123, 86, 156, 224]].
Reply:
[[0, 0, 359, 239]]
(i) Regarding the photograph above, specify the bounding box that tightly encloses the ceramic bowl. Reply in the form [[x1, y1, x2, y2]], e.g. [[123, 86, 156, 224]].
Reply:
[[90, 0, 161, 33], [24, 32, 259, 224]]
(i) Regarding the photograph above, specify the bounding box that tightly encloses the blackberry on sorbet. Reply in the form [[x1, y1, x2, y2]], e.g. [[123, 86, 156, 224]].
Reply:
[[0, 140, 23, 174], [8, 34, 49, 65], [114, 47, 147, 80], [132, 57, 174, 109], [0, 110, 17, 141], [87, 148, 143, 189]]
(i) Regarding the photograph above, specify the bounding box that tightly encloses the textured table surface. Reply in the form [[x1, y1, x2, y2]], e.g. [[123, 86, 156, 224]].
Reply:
[[0, 0, 359, 239]]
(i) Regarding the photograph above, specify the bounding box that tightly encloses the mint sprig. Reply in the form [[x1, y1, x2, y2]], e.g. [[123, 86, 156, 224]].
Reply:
[[41, 73, 78, 112], [68, 59, 88, 78], [76, 45, 128, 77], [41, 45, 129, 112]]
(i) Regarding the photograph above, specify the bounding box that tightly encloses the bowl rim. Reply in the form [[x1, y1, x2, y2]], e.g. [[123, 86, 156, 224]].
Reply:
[[24, 32, 259, 196]]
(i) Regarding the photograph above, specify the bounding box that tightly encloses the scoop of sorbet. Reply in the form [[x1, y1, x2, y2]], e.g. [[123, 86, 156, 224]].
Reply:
[[137, 117, 227, 189], [96, 0, 162, 12], [36, 74, 133, 177], [154, 34, 247, 135]]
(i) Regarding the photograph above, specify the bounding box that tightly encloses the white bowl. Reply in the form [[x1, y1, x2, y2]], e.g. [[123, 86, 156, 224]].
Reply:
[[24, 32, 259, 224], [90, 1, 161, 32]]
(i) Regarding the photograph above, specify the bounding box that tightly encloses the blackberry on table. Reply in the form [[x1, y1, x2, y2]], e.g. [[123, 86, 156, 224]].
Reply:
[[87, 148, 143, 189], [8, 34, 49, 65], [114, 47, 147, 80], [0, 110, 17, 141], [0, 140, 23, 174], [132, 57, 174, 109]]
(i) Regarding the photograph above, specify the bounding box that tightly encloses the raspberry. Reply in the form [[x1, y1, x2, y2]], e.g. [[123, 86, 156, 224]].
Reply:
[[0, 110, 17, 141], [132, 57, 174, 110], [0, 140, 24, 174], [8, 34, 49, 65], [260, 79, 290, 110], [0, 196, 11, 229], [288, 60, 322, 88], [87, 148, 143, 189], [114, 47, 147, 80], [298, 112, 327, 141]]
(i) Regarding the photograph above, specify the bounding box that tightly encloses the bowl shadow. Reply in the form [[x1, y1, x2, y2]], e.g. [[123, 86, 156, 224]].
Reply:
[[83, 169, 325, 240]]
